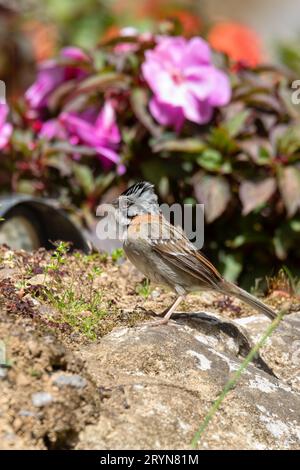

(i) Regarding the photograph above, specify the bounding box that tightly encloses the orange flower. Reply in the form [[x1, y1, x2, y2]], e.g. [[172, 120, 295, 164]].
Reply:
[[102, 25, 121, 42], [208, 21, 263, 67], [23, 20, 58, 62], [163, 10, 201, 37]]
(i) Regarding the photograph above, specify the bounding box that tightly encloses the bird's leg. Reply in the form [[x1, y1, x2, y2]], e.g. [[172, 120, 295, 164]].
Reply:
[[143, 296, 184, 327]]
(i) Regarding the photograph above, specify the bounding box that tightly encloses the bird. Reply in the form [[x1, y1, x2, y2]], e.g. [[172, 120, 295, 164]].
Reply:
[[112, 181, 277, 326]]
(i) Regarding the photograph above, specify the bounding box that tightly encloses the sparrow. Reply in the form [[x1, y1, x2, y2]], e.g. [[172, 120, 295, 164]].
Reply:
[[112, 181, 276, 326]]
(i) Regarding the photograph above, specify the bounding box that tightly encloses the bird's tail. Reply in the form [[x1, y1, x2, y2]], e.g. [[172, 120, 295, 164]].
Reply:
[[220, 281, 276, 320]]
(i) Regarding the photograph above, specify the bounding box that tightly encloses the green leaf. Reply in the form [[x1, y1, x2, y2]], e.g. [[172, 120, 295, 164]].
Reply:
[[239, 138, 273, 164], [73, 164, 94, 195], [197, 149, 223, 171], [49, 142, 95, 156], [208, 127, 237, 154], [140, 158, 180, 184], [152, 138, 205, 153], [239, 177, 277, 215], [193, 172, 231, 223], [257, 146, 271, 164], [276, 126, 300, 156], [16, 180, 36, 195], [219, 252, 243, 282], [47, 154, 73, 177], [224, 110, 250, 137], [48, 80, 78, 111], [227, 232, 268, 248], [278, 165, 300, 217], [72, 72, 130, 97], [273, 228, 289, 260], [290, 218, 300, 232], [245, 93, 282, 114]]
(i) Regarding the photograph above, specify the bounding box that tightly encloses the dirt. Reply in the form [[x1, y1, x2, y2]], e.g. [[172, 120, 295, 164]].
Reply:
[[0, 245, 298, 449]]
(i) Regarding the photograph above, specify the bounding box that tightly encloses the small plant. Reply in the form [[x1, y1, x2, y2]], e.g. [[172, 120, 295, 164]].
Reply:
[[267, 267, 300, 297], [136, 278, 152, 299], [44, 241, 70, 273], [111, 248, 124, 263], [40, 285, 106, 340]]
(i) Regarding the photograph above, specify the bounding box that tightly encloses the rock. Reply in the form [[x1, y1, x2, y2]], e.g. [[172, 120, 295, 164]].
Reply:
[[32, 392, 53, 408], [27, 274, 51, 286], [52, 374, 87, 389], [18, 410, 40, 418], [77, 315, 300, 450], [0, 268, 17, 281], [234, 312, 300, 392]]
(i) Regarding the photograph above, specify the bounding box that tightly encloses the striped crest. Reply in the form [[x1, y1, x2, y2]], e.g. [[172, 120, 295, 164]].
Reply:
[[121, 181, 154, 198], [120, 181, 159, 216]]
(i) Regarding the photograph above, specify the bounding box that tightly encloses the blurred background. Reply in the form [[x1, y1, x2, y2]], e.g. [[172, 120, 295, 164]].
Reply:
[[2, 0, 300, 98], [1, 0, 300, 292]]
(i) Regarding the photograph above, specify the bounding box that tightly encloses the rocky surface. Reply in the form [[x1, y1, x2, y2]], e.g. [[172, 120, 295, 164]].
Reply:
[[76, 313, 300, 450], [235, 313, 300, 392], [0, 306, 100, 450]]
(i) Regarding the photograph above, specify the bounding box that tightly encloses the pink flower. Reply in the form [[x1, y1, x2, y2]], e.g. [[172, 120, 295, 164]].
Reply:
[[25, 47, 89, 110], [39, 118, 67, 140], [0, 103, 12, 149], [142, 36, 231, 129], [60, 101, 125, 174]]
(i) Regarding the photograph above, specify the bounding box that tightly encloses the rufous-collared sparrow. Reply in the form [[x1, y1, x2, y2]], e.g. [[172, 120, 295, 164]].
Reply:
[[112, 181, 276, 326]]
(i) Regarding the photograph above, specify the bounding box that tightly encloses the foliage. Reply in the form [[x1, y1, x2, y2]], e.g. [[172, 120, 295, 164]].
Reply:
[[136, 278, 152, 299], [1, 24, 300, 287]]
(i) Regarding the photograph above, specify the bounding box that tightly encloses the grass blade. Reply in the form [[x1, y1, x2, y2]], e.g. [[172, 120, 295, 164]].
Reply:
[[191, 305, 289, 448]]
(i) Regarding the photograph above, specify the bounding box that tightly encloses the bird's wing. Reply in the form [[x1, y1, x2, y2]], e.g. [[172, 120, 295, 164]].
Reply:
[[150, 220, 222, 289]]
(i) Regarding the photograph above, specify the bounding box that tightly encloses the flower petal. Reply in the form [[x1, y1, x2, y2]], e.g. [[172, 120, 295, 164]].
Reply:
[[61, 47, 89, 62], [0, 123, 12, 149], [207, 69, 231, 106], [95, 145, 120, 164], [142, 55, 177, 100], [149, 97, 184, 132], [183, 93, 213, 124], [182, 37, 211, 67], [95, 101, 121, 145], [39, 119, 67, 140]]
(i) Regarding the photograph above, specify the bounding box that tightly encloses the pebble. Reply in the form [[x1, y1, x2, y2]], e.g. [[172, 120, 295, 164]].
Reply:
[[31, 392, 53, 407], [151, 289, 161, 300], [19, 409, 39, 417], [52, 374, 87, 389], [0, 368, 7, 379]]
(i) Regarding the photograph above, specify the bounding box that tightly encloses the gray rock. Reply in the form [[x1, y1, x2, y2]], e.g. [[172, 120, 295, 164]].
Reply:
[[18, 410, 40, 418], [77, 314, 300, 450], [31, 392, 53, 408], [234, 312, 300, 392], [52, 374, 87, 389]]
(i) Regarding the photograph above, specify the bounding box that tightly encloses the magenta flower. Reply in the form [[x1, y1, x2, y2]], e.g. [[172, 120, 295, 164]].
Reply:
[[25, 47, 89, 110], [60, 101, 125, 174], [39, 118, 67, 140], [0, 104, 12, 149], [142, 36, 231, 129]]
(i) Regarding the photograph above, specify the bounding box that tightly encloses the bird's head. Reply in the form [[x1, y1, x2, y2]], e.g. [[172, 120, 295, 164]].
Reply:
[[112, 181, 159, 228]]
